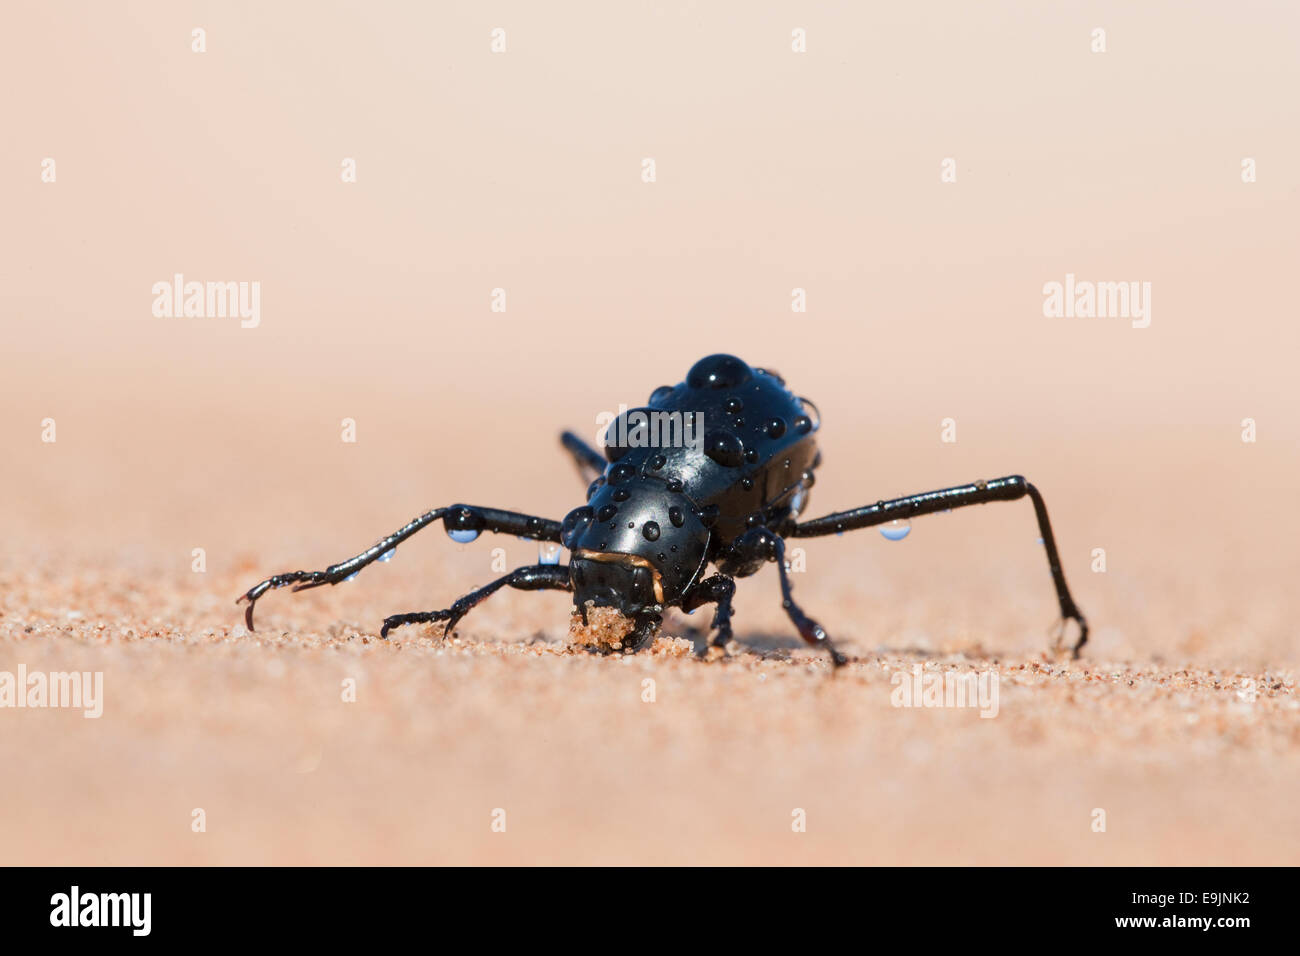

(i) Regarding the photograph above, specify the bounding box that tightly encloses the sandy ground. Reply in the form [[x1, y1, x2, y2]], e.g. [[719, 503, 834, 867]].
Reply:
[[2, 415, 1297, 865], [2, 3, 1298, 865]]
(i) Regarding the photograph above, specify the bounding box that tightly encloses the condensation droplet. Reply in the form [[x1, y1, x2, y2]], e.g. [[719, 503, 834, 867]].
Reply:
[[880, 519, 911, 542], [798, 397, 821, 430], [789, 487, 807, 518]]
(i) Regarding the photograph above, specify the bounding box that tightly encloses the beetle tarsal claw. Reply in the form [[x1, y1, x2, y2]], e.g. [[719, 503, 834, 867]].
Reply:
[[236, 583, 270, 630], [239, 596, 257, 631], [1048, 617, 1066, 652], [1048, 613, 1088, 658]]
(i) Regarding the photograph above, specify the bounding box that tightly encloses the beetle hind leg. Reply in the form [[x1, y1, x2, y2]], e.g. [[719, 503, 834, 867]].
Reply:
[[791, 475, 1088, 657], [560, 430, 606, 483]]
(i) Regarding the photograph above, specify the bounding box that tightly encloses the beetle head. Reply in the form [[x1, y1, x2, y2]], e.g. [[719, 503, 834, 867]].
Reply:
[[561, 482, 711, 613]]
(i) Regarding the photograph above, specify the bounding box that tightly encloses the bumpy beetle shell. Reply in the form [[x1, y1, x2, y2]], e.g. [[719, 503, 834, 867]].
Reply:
[[567, 354, 820, 603]]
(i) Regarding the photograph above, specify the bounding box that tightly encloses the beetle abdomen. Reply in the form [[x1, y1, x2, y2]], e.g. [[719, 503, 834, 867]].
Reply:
[[632, 354, 820, 544]]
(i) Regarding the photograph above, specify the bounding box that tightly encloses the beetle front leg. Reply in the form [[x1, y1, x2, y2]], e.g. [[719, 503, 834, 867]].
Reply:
[[381, 564, 572, 639], [680, 574, 737, 652], [237, 505, 562, 631], [718, 530, 847, 668], [623, 609, 663, 652]]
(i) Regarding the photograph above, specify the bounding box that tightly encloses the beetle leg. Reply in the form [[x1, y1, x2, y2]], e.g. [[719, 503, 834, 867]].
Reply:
[[791, 475, 1089, 657], [622, 609, 663, 652], [380, 564, 572, 639], [237, 505, 562, 631], [680, 574, 736, 651], [559, 430, 606, 483], [720, 529, 847, 667]]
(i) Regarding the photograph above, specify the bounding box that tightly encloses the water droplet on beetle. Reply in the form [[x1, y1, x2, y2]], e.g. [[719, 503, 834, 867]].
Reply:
[[538, 542, 561, 564], [687, 354, 751, 390], [880, 519, 911, 541], [703, 430, 745, 468], [790, 487, 807, 517], [798, 397, 821, 430], [378, 548, 396, 562], [561, 506, 594, 549], [345, 571, 359, 582], [445, 506, 486, 542], [643, 521, 661, 542]]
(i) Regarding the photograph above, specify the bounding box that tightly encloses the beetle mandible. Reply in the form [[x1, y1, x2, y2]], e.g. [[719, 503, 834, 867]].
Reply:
[[237, 354, 1088, 666]]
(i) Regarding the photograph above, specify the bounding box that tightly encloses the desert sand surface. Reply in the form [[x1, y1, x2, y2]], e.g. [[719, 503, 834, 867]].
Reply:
[[2, 3, 1298, 865], [3, 411, 1297, 865]]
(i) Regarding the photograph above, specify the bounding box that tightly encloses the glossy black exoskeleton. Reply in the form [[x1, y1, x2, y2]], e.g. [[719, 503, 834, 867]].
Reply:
[[238, 354, 1088, 666]]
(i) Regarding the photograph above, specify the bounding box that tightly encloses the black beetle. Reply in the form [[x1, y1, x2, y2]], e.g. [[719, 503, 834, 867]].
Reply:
[[238, 354, 1088, 666]]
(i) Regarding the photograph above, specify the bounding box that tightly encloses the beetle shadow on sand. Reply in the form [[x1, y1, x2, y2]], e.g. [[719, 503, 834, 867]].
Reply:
[[674, 624, 876, 660], [675, 621, 947, 661]]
